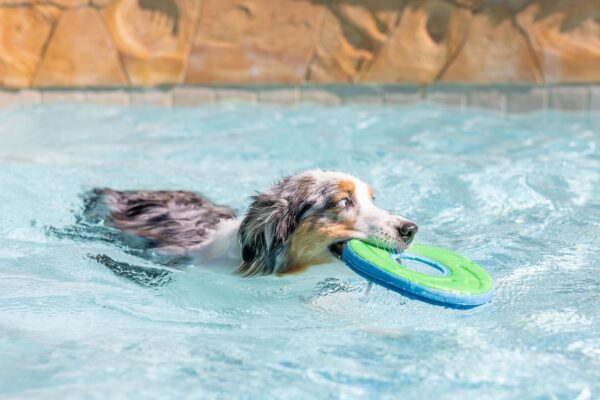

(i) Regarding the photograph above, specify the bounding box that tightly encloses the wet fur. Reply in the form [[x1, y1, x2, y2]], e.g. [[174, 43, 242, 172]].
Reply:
[[95, 189, 235, 255]]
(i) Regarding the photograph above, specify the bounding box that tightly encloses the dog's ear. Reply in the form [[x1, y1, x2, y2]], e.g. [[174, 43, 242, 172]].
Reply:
[[236, 193, 308, 276]]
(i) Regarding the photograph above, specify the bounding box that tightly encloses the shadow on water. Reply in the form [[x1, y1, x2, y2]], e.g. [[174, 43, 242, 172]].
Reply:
[[89, 254, 172, 288]]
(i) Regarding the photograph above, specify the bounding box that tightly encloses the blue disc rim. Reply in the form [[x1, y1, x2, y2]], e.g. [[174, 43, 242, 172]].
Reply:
[[342, 244, 493, 307]]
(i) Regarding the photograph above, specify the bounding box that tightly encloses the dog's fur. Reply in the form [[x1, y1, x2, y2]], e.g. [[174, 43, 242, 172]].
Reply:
[[92, 170, 417, 276]]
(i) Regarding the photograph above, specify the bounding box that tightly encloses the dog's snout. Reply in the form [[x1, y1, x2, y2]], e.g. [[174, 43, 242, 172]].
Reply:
[[397, 222, 418, 244]]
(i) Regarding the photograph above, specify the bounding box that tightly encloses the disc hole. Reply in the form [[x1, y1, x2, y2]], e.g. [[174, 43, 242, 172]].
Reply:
[[393, 255, 449, 276]]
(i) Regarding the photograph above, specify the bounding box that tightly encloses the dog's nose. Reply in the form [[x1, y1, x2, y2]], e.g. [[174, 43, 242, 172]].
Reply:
[[397, 222, 418, 244]]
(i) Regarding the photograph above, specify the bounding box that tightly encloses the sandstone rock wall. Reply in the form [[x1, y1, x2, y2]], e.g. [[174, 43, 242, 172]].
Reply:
[[0, 0, 598, 88]]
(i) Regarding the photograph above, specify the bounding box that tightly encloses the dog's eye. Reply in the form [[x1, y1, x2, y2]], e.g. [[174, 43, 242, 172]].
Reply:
[[336, 198, 350, 208]]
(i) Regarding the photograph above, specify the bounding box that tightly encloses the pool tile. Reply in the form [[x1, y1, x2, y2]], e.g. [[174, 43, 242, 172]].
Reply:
[[300, 87, 341, 105], [549, 86, 589, 112], [427, 87, 466, 108], [42, 90, 86, 103], [303, 86, 382, 104], [466, 89, 505, 111], [85, 90, 130, 105], [257, 88, 299, 104], [383, 87, 423, 105], [130, 90, 173, 107], [506, 87, 548, 113], [319, 86, 382, 104], [590, 86, 600, 112], [173, 87, 216, 106], [334, 87, 383, 104], [0, 90, 41, 106], [216, 88, 257, 103]]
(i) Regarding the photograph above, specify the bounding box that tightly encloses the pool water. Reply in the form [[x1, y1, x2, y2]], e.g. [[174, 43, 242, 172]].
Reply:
[[0, 103, 598, 399]]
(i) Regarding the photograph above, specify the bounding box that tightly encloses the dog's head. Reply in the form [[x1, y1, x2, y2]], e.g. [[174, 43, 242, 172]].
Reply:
[[237, 170, 417, 276]]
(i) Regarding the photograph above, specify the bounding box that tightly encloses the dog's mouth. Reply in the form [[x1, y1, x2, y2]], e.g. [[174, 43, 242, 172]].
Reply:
[[329, 238, 409, 259], [328, 240, 347, 259]]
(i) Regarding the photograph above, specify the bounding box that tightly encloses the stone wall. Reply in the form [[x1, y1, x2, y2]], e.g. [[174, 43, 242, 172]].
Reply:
[[1, 0, 599, 88]]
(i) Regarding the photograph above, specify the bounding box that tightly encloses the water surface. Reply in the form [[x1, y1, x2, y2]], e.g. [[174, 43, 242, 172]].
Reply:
[[0, 103, 598, 399]]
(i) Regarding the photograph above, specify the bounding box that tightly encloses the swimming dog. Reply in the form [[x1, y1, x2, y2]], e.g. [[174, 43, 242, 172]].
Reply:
[[92, 170, 417, 276]]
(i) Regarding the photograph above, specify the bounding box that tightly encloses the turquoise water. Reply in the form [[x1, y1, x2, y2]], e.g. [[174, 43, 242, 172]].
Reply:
[[0, 103, 598, 399]]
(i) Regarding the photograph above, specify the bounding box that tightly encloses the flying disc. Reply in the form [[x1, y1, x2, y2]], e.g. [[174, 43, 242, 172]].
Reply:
[[342, 240, 493, 307]]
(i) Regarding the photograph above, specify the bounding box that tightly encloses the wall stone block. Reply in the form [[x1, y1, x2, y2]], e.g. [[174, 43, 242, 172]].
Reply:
[[185, 0, 322, 84], [102, 0, 200, 85], [517, 1, 600, 83], [359, 1, 470, 83], [34, 8, 127, 86], [0, 5, 58, 87], [441, 4, 543, 83]]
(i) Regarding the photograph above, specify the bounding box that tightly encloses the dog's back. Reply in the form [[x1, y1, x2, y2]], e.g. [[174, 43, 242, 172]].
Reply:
[[88, 189, 236, 255]]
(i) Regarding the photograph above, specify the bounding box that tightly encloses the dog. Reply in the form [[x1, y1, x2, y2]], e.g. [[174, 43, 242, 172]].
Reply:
[[90, 170, 418, 276]]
